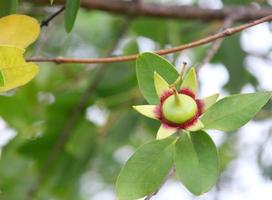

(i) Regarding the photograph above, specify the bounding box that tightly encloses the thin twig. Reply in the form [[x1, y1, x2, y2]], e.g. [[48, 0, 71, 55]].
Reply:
[[27, 19, 131, 200], [28, 14, 272, 64], [40, 6, 65, 27], [196, 16, 237, 71], [144, 168, 176, 200]]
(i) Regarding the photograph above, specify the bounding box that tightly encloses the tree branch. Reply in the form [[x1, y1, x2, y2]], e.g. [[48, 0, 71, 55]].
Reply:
[[27, 14, 272, 64], [34, 0, 272, 22]]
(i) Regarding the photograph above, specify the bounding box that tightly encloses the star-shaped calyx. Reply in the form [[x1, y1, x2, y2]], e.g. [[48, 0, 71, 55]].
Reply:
[[133, 65, 219, 140]]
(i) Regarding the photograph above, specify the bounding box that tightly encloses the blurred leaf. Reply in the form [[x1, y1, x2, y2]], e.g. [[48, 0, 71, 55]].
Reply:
[[96, 111, 139, 183], [0, 0, 17, 17], [218, 134, 237, 171], [19, 92, 92, 167], [96, 39, 138, 106], [213, 35, 258, 93], [132, 18, 167, 45], [0, 84, 41, 133], [123, 39, 139, 55], [102, 111, 139, 152], [64, 0, 81, 32], [18, 92, 97, 199], [201, 92, 272, 131], [222, 0, 252, 4], [175, 131, 219, 195], [66, 121, 97, 159], [0, 140, 36, 200], [136, 52, 179, 104], [96, 62, 136, 98], [116, 138, 174, 200]]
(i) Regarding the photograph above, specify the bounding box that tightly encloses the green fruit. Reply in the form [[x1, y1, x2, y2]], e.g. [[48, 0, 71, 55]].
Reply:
[[162, 94, 197, 124]]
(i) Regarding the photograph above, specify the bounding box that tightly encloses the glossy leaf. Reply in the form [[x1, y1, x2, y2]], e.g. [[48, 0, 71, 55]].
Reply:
[[116, 138, 175, 200], [136, 52, 179, 104], [65, 0, 81, 32], [201, 92, 272, 131], [175, 130, 219, 195]]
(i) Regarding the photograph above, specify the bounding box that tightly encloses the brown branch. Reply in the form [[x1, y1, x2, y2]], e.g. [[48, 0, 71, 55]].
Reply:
[[40, 6, 65, 27], [33, 0, 272, 22], [27, 14, 272, 64], [27, 19, 131, 200]]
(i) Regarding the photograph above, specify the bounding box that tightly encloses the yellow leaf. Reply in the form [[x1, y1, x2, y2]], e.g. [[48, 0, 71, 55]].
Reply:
[[0, 62, 39, 92], [132, 105, 158, 120], [154, 71, 169, 98], [0, 46, 39, 92], [0, 46, 25, 67], [0, 14, 40, 49]]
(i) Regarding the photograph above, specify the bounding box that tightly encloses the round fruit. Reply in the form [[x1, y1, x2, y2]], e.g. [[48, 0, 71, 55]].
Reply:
[[162, 94, 197, 124]]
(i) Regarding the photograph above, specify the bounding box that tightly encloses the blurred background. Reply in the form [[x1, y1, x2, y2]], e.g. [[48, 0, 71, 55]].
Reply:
[[1, 0, 272, 199]]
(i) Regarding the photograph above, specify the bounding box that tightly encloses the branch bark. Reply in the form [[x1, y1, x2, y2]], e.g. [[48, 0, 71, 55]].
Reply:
[[33, 0, 272, 22], [27, 14, 272, 64]]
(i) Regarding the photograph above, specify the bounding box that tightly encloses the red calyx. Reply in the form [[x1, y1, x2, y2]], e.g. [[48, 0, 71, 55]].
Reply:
[[155, 88, 204, 130]]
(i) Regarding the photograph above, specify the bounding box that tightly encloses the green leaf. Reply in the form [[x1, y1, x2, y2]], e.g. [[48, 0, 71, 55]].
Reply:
[[132, 19, 168, 45], [0, 71, 4, 86], [64, 0, 81, 32], [201, 92, 272, 131], [136, 52, 179, 104], [180, 67, 198, 93], [0, 0, 18, 17], [175, 131, 219, 195], [116, 138, 175, 200]]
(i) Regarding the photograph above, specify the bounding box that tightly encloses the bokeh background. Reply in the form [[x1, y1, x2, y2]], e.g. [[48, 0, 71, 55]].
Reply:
[[1, 0, 272, 199]]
